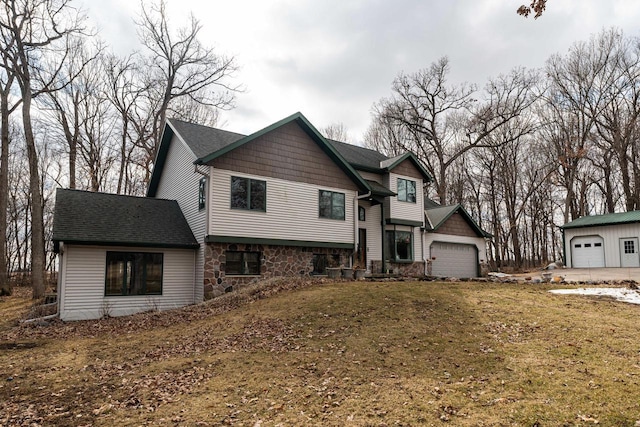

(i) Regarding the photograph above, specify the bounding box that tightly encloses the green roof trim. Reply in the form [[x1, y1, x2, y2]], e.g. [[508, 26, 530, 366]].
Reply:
[[425, 204, 492, 238], [380, 152, 433, 182], [205, 235, 354, 249], [195, 112, 370, 193], [561, 210, 640, 229], [385, 218, 424, 227], [365, 180, 396, 197], [147, 124, 175, 197], [57, 240, 199, 250]]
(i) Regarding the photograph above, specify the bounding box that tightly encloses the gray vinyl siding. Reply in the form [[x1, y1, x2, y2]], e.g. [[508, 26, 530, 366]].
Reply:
[[358, 200, 382, 271], [59, 245, 196, 321], [388, 172, 424, 222], [210, 168, 356, 244], [564, 223, 640, 268], [155, 134, 205, 302]]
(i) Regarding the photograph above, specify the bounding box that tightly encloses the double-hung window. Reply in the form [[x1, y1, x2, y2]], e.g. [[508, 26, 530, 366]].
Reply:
[[319, 190, 345, 220], [105, 252, 163, 296], [386, 230, 413, 262], [397, 178, 416, 203], [226, 251, 261, 275], [231, 176, 266, 211]]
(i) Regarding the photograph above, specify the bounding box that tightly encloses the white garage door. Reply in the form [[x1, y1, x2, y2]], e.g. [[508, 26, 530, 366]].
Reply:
[[430, 242, 478, 278], [571, 236, 605, 268]]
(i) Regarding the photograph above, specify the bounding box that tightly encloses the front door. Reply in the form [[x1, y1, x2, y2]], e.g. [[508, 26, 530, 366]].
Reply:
[[357, 228, 367, 268], [620, 238, 640, 267]]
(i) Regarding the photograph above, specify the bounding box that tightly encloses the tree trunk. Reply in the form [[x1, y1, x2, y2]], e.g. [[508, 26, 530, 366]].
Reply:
[[22, 92, 46, 299], [0, 87, 10, 296]]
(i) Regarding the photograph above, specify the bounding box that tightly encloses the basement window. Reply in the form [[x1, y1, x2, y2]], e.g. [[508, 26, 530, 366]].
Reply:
[[226, 251, 261, 275], [312, 254, 328, 275]]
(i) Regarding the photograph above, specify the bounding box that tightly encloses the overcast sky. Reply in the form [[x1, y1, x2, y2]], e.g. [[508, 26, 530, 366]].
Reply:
[[80, 0, 640, 142]]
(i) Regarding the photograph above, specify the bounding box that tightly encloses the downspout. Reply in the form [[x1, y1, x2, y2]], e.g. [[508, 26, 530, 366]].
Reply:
[[381, 203, 386, 274], [421, 228, 426, 276], [194, 163, 210, 303], [354, 191, 372, 267]]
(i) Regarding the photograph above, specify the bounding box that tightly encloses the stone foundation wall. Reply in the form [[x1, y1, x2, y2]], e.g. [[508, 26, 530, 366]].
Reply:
[[204, 243, 352, 299], [370, 260, 425, 277]]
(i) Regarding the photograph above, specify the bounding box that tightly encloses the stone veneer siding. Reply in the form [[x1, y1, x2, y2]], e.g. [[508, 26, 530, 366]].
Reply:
[[370, 260, 425, 277], [204, 242, 352, 299]]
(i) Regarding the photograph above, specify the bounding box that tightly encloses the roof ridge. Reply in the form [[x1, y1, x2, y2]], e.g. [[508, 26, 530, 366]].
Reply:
[[167, 117, 247, 138]]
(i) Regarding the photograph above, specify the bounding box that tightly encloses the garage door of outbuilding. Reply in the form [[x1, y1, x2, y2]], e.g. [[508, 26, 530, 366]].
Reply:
[[430, 242, 478, 278], [571, 236, 605, 268]]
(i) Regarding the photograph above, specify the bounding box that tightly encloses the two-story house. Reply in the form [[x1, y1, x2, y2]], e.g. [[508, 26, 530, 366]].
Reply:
[[52, 112, 460, 320]]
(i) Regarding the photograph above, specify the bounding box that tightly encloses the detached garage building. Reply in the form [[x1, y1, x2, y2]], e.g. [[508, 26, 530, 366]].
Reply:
[[562, 211, 640, 268], [424, 202, 491, 278]]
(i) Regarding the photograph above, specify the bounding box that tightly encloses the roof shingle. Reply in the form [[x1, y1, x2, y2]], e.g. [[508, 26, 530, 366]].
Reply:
[[168, 118, 245, 160], [53, 189, 198, 251]]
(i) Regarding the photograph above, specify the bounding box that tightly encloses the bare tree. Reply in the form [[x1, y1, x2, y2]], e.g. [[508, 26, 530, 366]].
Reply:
[[0, 67, 19, 295], [0, 0, 84, 298], [135, 0, 239, 181], [41, 37, 102, 189], [363, 114, 410, 158], [322, 122, 350, 142], [371, 57, 539, 203]]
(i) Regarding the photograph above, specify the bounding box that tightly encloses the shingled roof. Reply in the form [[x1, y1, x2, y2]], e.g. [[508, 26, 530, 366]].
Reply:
[[53, 189, 198, 252], [425, 204, 492, 238], [326, 138, 390, 171], [167, 118, 244, 160], [149, 113, 431, 198]]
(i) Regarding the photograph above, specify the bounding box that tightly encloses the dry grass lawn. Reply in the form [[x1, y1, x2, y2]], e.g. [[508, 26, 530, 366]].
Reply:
[[2, 280, 640, 426]]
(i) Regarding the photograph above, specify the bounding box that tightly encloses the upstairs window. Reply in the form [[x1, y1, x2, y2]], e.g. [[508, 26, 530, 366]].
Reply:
[[397, 178, 416, 203], [198, 177, 206, 210], [105, 252, 163, 296], [231, 176, 266, 211], [319, 190, 345, 220]]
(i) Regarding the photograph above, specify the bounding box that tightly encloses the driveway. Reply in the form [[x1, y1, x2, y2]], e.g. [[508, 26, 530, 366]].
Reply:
[[522, 267, 640, 283]]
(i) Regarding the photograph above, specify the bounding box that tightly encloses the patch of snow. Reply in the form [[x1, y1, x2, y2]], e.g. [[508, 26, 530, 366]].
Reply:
[[549, 287, 640, 305]]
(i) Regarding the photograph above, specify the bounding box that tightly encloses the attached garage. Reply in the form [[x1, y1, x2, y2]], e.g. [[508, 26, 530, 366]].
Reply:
[[569, 236, 604, 268], [430, 241, 478, 278], [423, 202, 490, 278]]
